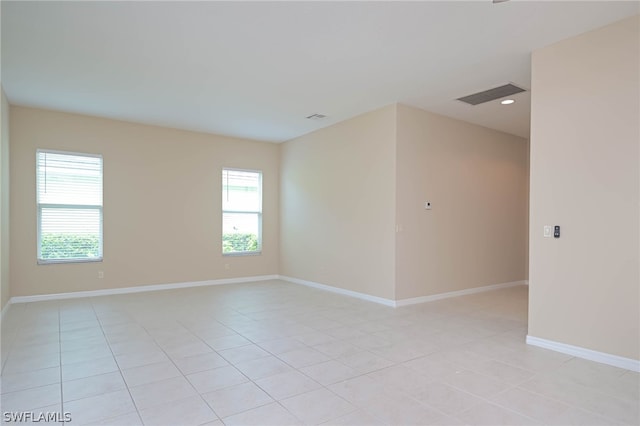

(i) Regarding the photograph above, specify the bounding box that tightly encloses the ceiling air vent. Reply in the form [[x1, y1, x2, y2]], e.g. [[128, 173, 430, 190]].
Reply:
[[457, 84, 526, 106], [306, 113, 327, 120]]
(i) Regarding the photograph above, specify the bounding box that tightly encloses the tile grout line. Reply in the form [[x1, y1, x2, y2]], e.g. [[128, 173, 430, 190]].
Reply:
[[203, 315, 310, 423], [4, 284, 636, 426], [176, 313, 343, 424], [233, 331, 423, 425], [507, 374, 630, 425], [0, 305, 27, 377], [91, 299, 142, 425], [219, 306, 505, 424], [137, 316, 227, 423], [484, 384, 574, 424]]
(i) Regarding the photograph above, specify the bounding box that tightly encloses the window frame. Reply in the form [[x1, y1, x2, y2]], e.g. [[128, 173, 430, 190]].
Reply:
[[36, 149, 104, 265], [222, 167, 263, 257]]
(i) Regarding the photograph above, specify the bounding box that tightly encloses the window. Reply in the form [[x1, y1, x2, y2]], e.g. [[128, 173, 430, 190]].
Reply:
[[222, 169, 262, 255], [37, 150, 103, 264]]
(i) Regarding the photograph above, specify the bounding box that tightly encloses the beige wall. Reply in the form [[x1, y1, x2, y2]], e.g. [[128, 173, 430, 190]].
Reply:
[[8, 102, 530, 304], [10, 106, 279, 297], [529, 16, 639, 360], [1, 89, 9, 309], [395, 104, 529, 299], [279, 105, 397, 300]]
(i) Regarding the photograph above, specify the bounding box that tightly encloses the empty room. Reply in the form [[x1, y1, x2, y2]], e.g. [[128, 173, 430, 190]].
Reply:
[[0, 1, 638, 426]]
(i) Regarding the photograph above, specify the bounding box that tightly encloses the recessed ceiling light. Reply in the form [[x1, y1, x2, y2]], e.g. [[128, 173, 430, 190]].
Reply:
[[501, 99, 515, 105]]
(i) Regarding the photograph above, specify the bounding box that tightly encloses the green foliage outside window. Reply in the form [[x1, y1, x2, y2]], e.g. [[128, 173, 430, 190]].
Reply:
[[41, 233, 258, 258], [223, 233, 258, 253], [40, 234, 100, 259]]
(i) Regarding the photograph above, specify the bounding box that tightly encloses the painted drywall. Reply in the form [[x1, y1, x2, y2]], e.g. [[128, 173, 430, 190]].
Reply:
[[1, 89, 9, 310], [10, 106, 279, 297], [280, 105, 397, 300], [395, 104, 529, 300], [529, 16, 639, 360]]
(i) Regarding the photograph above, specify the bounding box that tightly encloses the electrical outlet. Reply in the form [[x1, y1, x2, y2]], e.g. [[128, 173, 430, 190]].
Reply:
[[98, 271, 104, 279]]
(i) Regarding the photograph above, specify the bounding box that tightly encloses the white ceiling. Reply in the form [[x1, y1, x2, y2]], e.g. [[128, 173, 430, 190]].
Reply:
[[2, 1, 638, 142]]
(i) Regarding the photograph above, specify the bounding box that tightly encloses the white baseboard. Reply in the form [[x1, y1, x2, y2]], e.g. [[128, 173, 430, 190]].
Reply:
[[526, 335, 640, 373], [9, 275, 279, 304], [394, 280, 527, 307], [8, 274, 528, 311], [279, 276, 527, 308], [278, 275, 396, 307]]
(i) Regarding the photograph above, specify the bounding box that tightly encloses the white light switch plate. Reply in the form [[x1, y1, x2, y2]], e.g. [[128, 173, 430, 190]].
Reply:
[[543, 226, 552, 238]]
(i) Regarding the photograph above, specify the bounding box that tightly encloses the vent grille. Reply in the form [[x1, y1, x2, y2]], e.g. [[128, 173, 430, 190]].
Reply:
[[457, 84, 525, 105], [306, 113, 327, 120]]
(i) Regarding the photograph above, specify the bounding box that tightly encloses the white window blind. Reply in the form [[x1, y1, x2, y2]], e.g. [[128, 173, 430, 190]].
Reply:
[[37, 150, 103, 263], [222, 169, 262, 255]]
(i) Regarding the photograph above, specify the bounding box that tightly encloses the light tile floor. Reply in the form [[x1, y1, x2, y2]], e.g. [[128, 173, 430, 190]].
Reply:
[[1, 280, 638, 425]]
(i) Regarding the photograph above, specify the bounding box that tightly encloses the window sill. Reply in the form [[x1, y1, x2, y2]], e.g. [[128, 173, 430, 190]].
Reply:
[[222, 251, 262, 257], [38, 258, 103, 265]]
